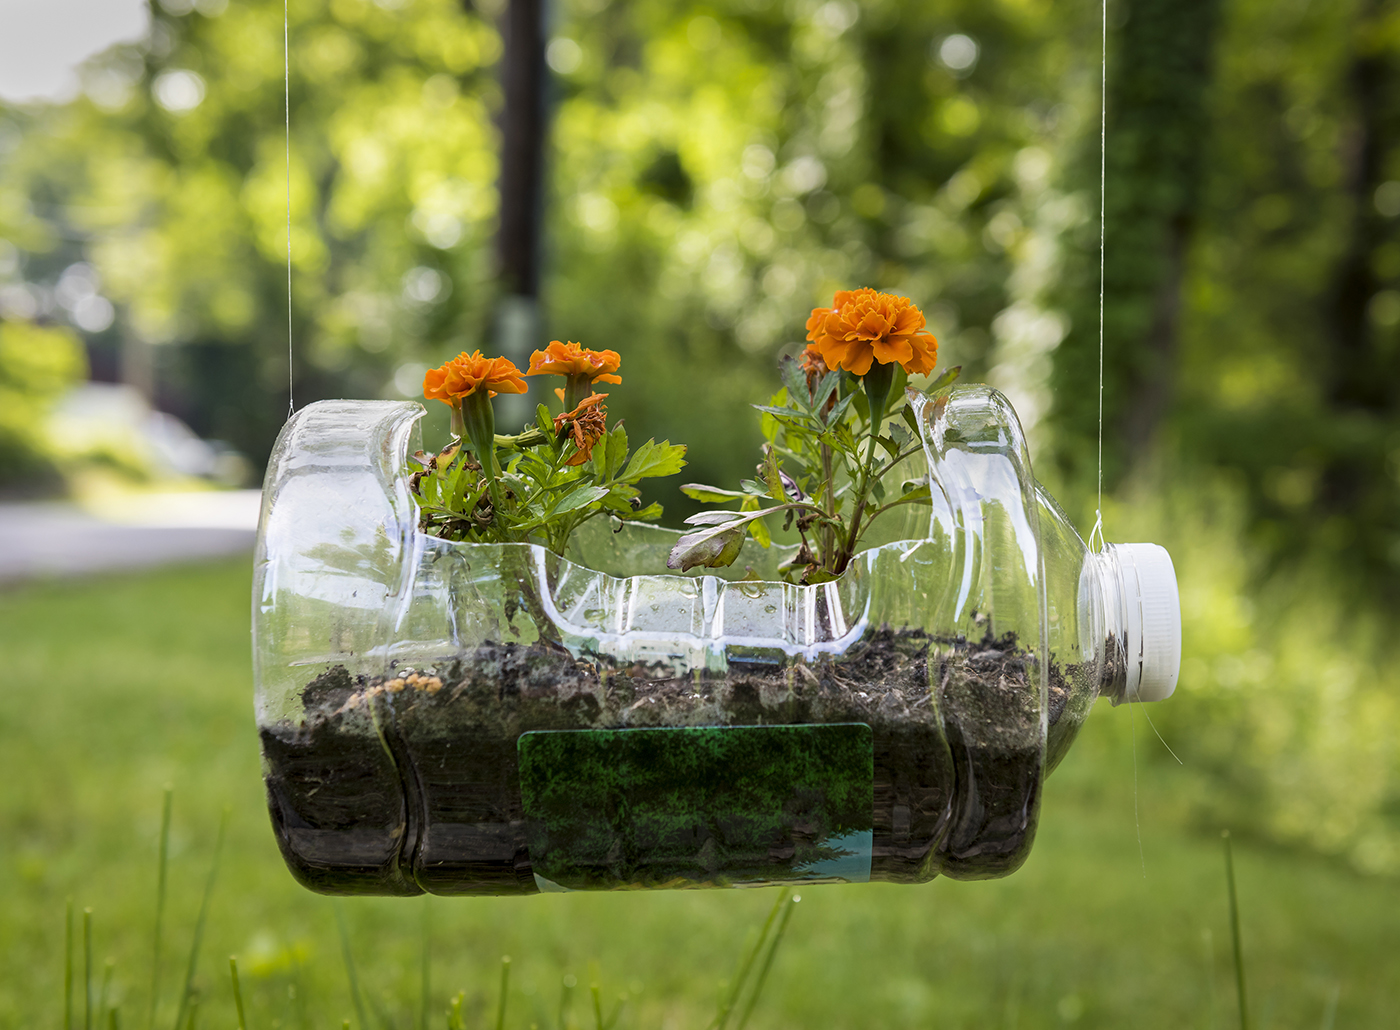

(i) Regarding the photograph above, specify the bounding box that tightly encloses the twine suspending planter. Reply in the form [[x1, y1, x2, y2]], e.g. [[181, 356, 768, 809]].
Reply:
[[252, 384, 1180, 896]]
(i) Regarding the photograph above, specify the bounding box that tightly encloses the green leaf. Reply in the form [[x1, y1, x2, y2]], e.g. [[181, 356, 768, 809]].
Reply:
[[889, 423, 912, 449], [665, 524, 747, 572], [811, 370, 841, 414], [779, 355, 808, 406], [824, 390, 857, 426], [681, 484, 749, 502], [535, 403, 554, 437], [620, 439, 687, 482], [500, 473, 530, 500], [590, 425, 610, 478], [750, 403, 808, 421], [900, 481, 932, 503], [926, 365, 962, 393], [602, 484, 640, 511], [877, 434, 901, 458], [555, 484, 609, 514], [763, 448, 785, 504], [683, 510, 749, 526], [748, 512, 773, 548], [605, 422, 629, 479], [625, 502, 663, 521], [901, 403, 920, 434]]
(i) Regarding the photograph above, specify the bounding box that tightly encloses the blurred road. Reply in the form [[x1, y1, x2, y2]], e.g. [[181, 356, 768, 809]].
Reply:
[[0, 490, 260, 584]]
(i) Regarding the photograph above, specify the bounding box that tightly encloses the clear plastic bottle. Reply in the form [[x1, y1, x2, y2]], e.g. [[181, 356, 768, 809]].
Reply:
[[253, 384, 1180, 895]]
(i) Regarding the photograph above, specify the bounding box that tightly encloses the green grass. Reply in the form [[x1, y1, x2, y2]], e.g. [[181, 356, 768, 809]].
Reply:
[[2, 558, 1399, 1027]]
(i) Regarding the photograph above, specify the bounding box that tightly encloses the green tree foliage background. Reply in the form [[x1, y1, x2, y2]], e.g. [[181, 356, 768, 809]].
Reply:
[[2, 0, 1399, 873]]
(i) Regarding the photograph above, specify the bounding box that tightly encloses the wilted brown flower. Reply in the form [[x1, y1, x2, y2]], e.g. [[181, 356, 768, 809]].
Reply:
[[552, 393, 608, 466]]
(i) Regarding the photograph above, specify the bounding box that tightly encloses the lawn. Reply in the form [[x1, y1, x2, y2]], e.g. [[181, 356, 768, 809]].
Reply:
[[2, 558, 1397, 1028]]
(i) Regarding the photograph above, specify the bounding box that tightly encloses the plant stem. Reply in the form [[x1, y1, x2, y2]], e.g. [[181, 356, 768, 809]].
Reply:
[[495, 428, 549, 449]]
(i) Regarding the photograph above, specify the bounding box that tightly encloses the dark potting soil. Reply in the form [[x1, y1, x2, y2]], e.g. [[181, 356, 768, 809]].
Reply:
[[260, 629, 1076, 896]]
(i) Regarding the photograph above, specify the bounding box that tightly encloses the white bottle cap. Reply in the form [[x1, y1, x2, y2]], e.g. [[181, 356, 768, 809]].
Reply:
[[1108, 543, 1181, 702]]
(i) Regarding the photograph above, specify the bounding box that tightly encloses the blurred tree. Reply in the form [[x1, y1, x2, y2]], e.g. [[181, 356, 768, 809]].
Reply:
[[0, 321, 87, 487], [1046, 0, 1224, 490], [1167, 0, 1400, 605], [2, 0, 504, 465]]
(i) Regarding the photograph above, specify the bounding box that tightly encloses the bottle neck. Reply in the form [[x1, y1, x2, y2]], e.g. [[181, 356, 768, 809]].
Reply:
[[1085, 547, 1132, 705], [1085, 542, 1181, 705]]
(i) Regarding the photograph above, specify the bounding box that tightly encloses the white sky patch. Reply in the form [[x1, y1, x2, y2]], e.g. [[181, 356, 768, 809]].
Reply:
[[0, 0, 150, 103]]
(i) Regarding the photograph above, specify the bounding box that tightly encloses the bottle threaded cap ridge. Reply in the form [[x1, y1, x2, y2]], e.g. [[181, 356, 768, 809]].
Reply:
[[1107, 543, 1182, 702]]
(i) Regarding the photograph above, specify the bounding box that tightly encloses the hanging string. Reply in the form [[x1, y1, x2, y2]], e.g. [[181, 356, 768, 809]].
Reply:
[[1087, 0, 1108, 555], [284, 0, 294, 418]]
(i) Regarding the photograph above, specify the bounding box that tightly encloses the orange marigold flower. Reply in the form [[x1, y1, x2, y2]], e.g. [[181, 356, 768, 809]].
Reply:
[[526, 340, 622, 387], [423, 351, 528, 403], [552, 393, 609, 466], [805, 288, 938, 377]]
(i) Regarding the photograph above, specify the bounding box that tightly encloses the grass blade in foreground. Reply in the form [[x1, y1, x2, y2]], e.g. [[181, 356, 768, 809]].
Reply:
[[495, 955, 511, 1030], [171, 809, 227, 1030], [1223, 831, 1249, 1030], [736, 893, 800, 1030], [334, 904, 371, 1030], [85, 907, 93, 1030], [148, 788, 172, 1030], [713, 888, 790, 1030], [229, 958, 247, 1030], [65, 898, 74, 1030]]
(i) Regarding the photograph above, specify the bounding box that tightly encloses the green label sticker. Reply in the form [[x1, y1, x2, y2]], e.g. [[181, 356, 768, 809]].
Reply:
[[518, 723, 874, 891]]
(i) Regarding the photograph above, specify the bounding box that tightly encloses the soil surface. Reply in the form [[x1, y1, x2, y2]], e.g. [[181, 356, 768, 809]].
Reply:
[[260, 628, 1079, 895]]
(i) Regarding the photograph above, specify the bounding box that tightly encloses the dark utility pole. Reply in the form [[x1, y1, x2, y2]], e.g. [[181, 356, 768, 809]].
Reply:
[[491, 0, 548, 419]]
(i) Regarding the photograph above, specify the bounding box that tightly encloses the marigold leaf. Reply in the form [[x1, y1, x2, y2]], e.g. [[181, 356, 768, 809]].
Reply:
[[811, 370, 842, 414], [683, 510, 748, 526], [620, 502, 663, 521], [889, 423, 912, 449], [555, 484, 609, 514], [824, 391, 857, 427], [748, 512, 773, 548], [535, 403, 554, 437], [605, 423, 629, 479], [749, 406, 808, 428], [779, 356, 808, 405], [763, 449, 785, 505], [590, 427, 610, 478], [681, 484, 748, 502], [621, 439, 687, 482], [665, 524, 747, 571], [926, 365, 962, 393]]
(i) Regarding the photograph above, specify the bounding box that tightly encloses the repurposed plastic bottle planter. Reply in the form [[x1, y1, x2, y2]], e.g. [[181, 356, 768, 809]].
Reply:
[[253, 384, 1181, 896]]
